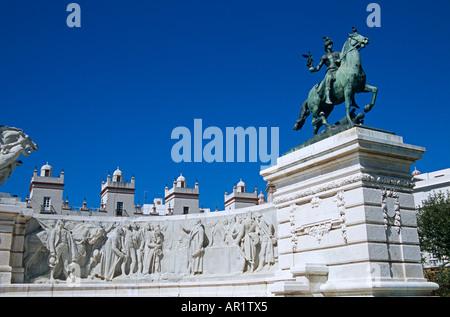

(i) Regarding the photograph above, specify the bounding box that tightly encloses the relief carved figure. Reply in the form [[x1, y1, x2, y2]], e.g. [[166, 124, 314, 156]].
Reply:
[[121, 222, 138, 276], [142, 223, 163, 275], [47, 220, 78, 281], [98, 226, 126, 281], [152, 225, 164, 274], [255, 213, 277, 270], [135, 223, 145, 276], [224, 217, 239, 245], [182, 220, 207, 275], [70, 222, 107, 275], [210, 221, 225, 246], [234, 215, 260, 273]]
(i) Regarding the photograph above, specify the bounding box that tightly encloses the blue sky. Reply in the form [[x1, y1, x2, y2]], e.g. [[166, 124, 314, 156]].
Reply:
[[1, 0, 449, 210]]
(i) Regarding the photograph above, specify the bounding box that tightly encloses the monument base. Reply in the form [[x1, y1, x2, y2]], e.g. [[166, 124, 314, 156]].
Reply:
[[261, 126, 438, 296], [0, 274, 283, 297]]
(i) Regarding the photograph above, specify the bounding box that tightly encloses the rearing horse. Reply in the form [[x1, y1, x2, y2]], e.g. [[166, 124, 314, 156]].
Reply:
[[293, 30, 378, 135]]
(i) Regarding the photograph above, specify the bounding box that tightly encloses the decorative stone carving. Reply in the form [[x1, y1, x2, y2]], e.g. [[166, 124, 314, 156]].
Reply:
[[0, 126, 38, 186], [335, 191, 347, 244], [234, 215, 259, 273], [289, 204, 298, 251], [182, 220, 206, 275], [381, 188, 401, 233], [289, 192, 348, 246], [23, 209, 278, 283], [273, 172, 414, 206], [47, 219, 78, 282], [310, 196, 321, 208], [255, 213, 276, 270], [142, 223, 163, 276], [300, 221, 332, 243]]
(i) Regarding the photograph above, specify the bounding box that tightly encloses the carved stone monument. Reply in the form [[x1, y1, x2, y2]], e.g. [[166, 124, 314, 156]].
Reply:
[[0, 30, 439, 297], [2, 204, 278, 296], [261, 126, 438, 296]]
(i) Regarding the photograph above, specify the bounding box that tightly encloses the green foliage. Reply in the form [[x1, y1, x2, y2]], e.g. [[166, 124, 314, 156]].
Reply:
[[424, 267, 450, 297], [417, 191, 450, 262]]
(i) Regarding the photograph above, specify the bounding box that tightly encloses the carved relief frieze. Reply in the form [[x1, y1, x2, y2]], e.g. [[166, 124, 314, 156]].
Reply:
[[23, 210, 278, 283]]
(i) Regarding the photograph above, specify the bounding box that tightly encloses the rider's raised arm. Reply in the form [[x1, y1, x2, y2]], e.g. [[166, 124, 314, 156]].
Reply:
[[309, 56, 325, 72]]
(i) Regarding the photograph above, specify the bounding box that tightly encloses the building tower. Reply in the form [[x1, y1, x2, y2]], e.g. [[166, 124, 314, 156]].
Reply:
[[164, 173, 199, 215], [100, 167, 135, 217], [29, 163, 64, 214], [224, 179, 258, 210]]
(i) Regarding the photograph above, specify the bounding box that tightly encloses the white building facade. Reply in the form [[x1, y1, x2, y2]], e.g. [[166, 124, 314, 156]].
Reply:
[[413, 167, 450, 207], [413, 167, 450, 268]]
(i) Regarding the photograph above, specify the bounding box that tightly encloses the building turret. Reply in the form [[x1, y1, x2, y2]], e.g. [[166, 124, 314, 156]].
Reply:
[[224, 179, 258, 210], [29, 162, 65, 214], [100, 167, 135, 217], [164, 173, 200, 215]]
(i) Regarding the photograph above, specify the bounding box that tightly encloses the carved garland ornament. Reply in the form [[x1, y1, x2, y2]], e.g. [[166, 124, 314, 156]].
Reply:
[[381, 188, 401, 233], [335, 190, 348, 244], [289, 204, 298, 251], [301, 221, 332, 243]]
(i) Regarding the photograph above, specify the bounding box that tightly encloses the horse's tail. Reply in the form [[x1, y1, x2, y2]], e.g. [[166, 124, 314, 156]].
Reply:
[[293, 100, 310, 131]]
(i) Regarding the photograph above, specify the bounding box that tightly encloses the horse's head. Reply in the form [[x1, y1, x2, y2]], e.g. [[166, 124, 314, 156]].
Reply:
[[0, 127, 38, 156], [18, 133, 38, 156], [26, 138, 37, 153], [347, 28, 370, 50]]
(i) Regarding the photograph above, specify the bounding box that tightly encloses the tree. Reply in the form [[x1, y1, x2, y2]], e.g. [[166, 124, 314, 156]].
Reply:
[[417, 191, 450, 264]]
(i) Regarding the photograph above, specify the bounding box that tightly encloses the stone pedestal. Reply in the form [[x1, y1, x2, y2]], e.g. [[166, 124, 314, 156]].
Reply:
[[0, 194, 33, 284], [261, 126, 439, 296]]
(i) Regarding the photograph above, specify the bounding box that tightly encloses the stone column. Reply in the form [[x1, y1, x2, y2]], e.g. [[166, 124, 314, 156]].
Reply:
[[262, 126, 438, 296], [0, 198, 33, 284]]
